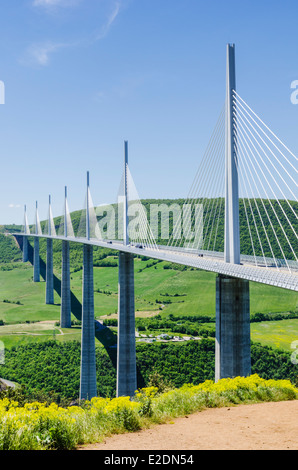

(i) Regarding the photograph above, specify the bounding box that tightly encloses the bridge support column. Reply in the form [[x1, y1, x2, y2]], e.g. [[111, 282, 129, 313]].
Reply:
[[61, 240, 71, 328], [46, 238, 54, 305], [80, 244, 97, 400], [215, 275, 251, 381], [117, 251, 137, 398], [33, 238, 40, 282], [22, 236, 28, 263]]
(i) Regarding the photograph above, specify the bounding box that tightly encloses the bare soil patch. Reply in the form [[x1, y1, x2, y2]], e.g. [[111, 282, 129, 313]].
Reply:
[[78, 400, 298, 450]]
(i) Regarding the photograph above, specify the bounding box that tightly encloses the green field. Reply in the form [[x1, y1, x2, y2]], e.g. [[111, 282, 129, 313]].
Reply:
[[0, 259, 297, 322], [251, 319, 298, 351], [0, 256, 297, 352]]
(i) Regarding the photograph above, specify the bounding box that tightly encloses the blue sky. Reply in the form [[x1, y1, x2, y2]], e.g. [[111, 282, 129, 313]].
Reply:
[[0, 0, 297, 224]]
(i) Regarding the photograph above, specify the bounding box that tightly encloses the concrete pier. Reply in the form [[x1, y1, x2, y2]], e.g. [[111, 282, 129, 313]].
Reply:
[[215, 275, 251, 381], [45, 238, 54, 305], [225, 43, 240, 265], [22, 205, 30, 263], [80, 244, 97, 400], [22, 236, 28, 263], [33, 237, 40, 282], [61, 240, 71, 328], [117, 251, 137, 398]]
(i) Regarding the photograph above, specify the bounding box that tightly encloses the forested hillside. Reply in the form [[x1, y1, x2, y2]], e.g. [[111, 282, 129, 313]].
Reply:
[[0, 339, 296, 403], [0, 199, 296, 404], [1, 198, 297, 267]]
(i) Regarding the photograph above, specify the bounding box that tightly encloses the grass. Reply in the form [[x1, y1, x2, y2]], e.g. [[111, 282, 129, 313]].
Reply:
[[0, 374, 297, 450], [0, 320, 83, 349], [0, 258, 297, 351], [0, 264, 61, 323], [251, 319, 298, 351]]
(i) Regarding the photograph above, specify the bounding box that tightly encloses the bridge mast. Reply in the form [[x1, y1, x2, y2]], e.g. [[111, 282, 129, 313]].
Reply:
[[61, 187, 71, 328], [80, 171, 97, 400], [117, 141, 137, 398], [224, 43, 240, 265], [45, 195, 54, 305], [123, 141, 129, 246], [22, 205, 29, 262], [33, 201, 40, 282], [215, 44, 251, 382], [86, 171, 90, 240]]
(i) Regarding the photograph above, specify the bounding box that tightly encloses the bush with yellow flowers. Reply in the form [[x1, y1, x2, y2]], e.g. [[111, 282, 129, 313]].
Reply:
[[0, 375, 297, 450]]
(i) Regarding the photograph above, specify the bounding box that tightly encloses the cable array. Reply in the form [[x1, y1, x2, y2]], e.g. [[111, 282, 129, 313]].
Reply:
[[20, 90, 297, 276], [77, 188, 103, 240], [57, 197, 75, 238], [119, 166, 158, 250], [44, 203, 57, 237], [167, 104, 226, 252], [233, 90, 298, 271], [33, 206, 42, 236]]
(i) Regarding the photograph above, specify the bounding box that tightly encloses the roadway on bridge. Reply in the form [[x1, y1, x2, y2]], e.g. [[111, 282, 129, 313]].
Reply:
[[18, 233, 298, 292]]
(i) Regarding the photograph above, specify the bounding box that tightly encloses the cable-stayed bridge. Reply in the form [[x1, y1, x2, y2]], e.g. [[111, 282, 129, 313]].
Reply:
[[12, 44, 297, 400]]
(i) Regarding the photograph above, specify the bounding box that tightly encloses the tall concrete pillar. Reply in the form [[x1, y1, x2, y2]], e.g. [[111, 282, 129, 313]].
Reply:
[[46, 195, 55, 305], [22, 236, 28, 262], [33, 237, 40, 282], [46, 238, 54, 304], [215, 45, 251, 381], [80, 244, 97, 400], [61, 240, 71, 328], [117, 251, 137, 398], [215, 275, 251, 381], [225, 43, 240, 265], [123, 141, 129, 246], [22, 205, 30, 263]]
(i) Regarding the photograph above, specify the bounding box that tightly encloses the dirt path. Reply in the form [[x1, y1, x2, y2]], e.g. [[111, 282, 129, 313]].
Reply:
[[78, 400, 298, 450]]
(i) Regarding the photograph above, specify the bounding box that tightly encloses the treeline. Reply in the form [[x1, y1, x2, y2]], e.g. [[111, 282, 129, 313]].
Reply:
[[0, 340, 297, 404], [250, 311, 298, 322], [103, 312, 298, 332], [0, 341, 116, 402], [0, 234, 23, 264], [1, 197, 297, 266], [104, 314, 216, 338], [141, 198, 298, 260]]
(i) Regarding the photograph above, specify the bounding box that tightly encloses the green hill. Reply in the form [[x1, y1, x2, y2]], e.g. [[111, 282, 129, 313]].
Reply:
[[1, 197, 297, 265], [0, 200, 297, 403], [0, 198, 296, 328]]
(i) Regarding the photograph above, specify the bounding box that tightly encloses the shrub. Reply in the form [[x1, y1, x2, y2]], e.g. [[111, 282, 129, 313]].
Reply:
[[0, 375, 297, 450]]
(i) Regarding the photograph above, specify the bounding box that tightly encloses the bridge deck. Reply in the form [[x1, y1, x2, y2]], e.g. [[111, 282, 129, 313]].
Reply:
[[14, 233, 298, 292]]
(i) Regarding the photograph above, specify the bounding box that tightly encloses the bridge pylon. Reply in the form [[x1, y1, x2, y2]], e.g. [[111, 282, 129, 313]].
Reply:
[[45, 195, 54, 305], [60, 187, 71, 328], [33, 201, 40, 282], [22, 205, 29, 262], [215, 44, 251, 381], [224, 43, 240, 265], [80, 171, 97, 400], [117, 141, 137, 398]]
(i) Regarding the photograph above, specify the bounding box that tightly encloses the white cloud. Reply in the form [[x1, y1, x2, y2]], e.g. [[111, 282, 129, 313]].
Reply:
[[95, 1, 121, 40], [33, 0, 62, 5], [21, 41, 66, 66], [23, 1, 123, 66], [9, 204, 21, 209], [33, 0, 81, 8]]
